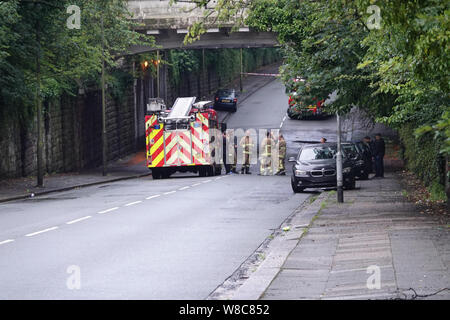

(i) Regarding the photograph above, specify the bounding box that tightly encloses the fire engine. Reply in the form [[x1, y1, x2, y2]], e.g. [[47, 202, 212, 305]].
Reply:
[[145, 97, 223, 179]]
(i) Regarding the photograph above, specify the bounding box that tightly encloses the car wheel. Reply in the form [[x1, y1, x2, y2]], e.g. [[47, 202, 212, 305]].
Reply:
[[360, 171, 369, 180], [291, 179, 304, 193], [345, 177, 356, 190]]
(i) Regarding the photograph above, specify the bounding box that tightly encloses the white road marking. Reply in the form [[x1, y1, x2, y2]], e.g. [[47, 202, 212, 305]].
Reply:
[[215, 177, 222, 180], [146, 194, 161, 200], [66, 216, 92, 225], [164, 191, 176, 195], [178, 186, 190, 191], [282, 115, 287, 122], [124, 200, 142, 207], [279, 122, 283, 128], [0, 239, 14, 246], [25, 226, 58, 237], [98, 207, 119, 214], [191, 183, 201, 187], [202, 180, 212, 183]]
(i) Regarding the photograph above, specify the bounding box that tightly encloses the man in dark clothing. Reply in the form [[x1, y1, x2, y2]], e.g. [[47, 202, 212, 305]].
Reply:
[[362, 136, 374, 174], [222, 132, 230, 174], [373, 133, 385, 178]]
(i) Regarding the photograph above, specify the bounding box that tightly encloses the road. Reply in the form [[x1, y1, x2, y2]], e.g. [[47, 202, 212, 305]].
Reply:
[[0, 79, 337, 299]]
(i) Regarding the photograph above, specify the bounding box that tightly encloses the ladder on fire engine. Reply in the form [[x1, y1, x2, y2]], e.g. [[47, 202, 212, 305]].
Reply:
[[167, 97, 196, 120]]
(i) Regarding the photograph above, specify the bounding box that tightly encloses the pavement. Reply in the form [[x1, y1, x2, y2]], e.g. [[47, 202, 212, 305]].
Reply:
[[0, 62, 281, 204], [213, 172, 450, 300]]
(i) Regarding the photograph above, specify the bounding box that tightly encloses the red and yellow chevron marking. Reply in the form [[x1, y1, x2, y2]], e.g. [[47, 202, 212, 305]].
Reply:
[[146, 115, 166, 168], [190, 112, 210, 165], [146, 111, 213, 169]]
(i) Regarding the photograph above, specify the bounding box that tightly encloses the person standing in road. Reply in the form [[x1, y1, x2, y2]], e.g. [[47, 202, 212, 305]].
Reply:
[[226, 131, 238, 174], [276, 134, 287, 175], [222, 131, 231, 174], [240, 130, 254, 174], [373, 133, 385, 178], [260, 131, 273, 175], [320, 137, 327, 143]]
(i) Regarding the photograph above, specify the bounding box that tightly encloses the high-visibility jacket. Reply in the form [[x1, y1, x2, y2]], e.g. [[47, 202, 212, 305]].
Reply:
[[278, 138, 286, 158], [261, 137, 273, 156], [240, 136, 254, 154]]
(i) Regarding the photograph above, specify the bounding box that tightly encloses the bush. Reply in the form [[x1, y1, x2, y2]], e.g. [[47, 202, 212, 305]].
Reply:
[[399, 123, 446, 195]]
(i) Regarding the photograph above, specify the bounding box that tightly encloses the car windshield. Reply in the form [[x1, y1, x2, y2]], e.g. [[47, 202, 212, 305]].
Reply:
[[342, 144, 357, 154], [299, 146, 337, 161], [217, 89, 233, 96]]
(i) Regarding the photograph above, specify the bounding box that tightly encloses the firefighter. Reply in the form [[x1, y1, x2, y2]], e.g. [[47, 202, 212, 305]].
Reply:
[[240, 130, 254, 174], [275, 134, 287, 175], [260, 131, 273, 175]]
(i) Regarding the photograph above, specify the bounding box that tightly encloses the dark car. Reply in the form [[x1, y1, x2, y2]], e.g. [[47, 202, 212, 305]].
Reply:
[[213, 89, 237, 112], [341, 142, 369, 180], [286, 91, 326, 120], [289, 143, 356, 193], [354, 141, 373, 178]]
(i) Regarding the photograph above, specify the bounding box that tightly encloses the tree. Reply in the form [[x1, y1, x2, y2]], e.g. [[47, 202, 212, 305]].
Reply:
[[0, 0, 154, 183]]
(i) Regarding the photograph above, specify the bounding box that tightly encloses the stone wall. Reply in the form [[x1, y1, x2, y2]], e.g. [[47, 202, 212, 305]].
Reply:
[[0, 83, 136, 178]]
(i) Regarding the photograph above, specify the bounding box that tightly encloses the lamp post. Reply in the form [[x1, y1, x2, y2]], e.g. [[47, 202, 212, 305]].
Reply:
[[336, 112, 344, 203], [101, 15, 107, 176]]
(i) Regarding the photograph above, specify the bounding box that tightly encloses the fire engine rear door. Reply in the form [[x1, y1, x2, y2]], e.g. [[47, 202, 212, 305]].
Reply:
[[163, 130, 193, 166]]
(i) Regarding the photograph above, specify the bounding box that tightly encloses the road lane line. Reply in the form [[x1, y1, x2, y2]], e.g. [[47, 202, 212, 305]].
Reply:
[[0, 239, 14, 246], [283, 115, 287, 122], [146, 194, 161, 200], [98, 207, 119, 214], [164, 191, 176, 195], [202, 180, 212, 183], [66, 216, 92, 225], [178, 186, 190, 191], [191, 183, 201, 187], [25, 226, 58, 237], [124, 200, 142, 207]]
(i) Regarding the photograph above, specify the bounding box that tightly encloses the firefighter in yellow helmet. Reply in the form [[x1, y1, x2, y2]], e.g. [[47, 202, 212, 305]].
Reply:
[[239, 130, 254, 174], [275, 134, 287, 175], [260, 131, 274, 175]]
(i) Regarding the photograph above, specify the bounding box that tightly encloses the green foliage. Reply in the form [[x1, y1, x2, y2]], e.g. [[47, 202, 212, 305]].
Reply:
[[167, 47, 281, 90], [0, 0, 154, 126], [399, 123, 446, 188]]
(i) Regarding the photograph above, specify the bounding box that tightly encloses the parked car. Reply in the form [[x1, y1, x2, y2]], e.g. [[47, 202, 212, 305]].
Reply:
[[213, 89, 237, 112], [353, 141, 373, 178], [341, 142, 369, 180], [287, 91, 326, 119], [289, 143, 356, 192]]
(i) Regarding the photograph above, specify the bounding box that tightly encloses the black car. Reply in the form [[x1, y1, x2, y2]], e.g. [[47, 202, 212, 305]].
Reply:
[[289, 143, 356, 193], [213, 89, 237, 112], [341, 142, 369, 180]]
